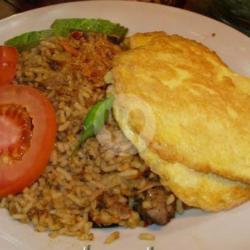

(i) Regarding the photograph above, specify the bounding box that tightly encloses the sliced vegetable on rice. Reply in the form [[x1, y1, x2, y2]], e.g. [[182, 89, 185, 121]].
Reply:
[[74, 95, 114, 152], [51, 18, 128, 40], [5, 30, 53, 51], [0, 46, 18, 85], [0, 84, 56, 196], [5, 18, 128, 51]]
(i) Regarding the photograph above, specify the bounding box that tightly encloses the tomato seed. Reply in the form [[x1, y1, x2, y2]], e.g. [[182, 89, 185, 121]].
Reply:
[[0, 104, 33, 162]]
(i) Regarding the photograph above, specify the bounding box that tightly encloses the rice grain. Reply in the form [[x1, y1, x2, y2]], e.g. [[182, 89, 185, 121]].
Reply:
[[139, 233, 155, 241], [104, 231, 120, 244]]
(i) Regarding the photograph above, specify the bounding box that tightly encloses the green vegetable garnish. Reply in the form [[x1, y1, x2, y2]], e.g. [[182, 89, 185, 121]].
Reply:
[[73, 95, 114, 153], [5, 30, 53, 51], [4, 18, 128, 51], [51, 18, 128, 40]]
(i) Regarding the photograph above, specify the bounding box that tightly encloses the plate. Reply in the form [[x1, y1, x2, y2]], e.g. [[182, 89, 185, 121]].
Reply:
[[0, 1, 250, 250]]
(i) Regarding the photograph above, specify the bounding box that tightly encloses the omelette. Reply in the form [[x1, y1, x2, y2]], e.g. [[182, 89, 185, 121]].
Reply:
[[111, 32, 250, 211]]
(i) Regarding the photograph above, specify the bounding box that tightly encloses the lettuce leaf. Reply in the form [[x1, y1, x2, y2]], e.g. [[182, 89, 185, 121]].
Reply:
[[51, 18, 128, 40], [4, 18, 128, 51], [5, 30, 53, 51]]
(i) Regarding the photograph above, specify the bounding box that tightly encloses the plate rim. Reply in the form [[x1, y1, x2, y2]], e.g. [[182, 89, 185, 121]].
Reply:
[[0, 1, 250, 249], [0, 0, 249, 40]]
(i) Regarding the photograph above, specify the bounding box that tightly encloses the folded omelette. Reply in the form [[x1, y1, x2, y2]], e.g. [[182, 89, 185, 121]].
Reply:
[[111, 32, 250, 211]]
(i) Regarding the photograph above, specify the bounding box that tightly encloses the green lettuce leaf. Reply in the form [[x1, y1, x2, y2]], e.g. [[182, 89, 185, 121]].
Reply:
[[4, 18, 128, 51], [4, 30, 53, 51], [51, 18, 128, 40]]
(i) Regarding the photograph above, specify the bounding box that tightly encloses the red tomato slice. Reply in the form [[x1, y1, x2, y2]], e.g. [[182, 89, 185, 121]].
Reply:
[[0, 46, 19, 85], [0, 84, 57, 196]]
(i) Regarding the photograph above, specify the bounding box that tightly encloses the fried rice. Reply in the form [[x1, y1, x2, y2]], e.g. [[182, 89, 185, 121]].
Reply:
[[0, 32, 181, 240]]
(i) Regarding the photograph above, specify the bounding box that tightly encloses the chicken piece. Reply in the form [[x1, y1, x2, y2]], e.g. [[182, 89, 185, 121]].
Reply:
[[137, 187, 175, 225]]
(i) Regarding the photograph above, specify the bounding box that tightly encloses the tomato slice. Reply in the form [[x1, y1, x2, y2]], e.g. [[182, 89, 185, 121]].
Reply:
[[0, 84, 56, 196], [0, 46, 19, 85]]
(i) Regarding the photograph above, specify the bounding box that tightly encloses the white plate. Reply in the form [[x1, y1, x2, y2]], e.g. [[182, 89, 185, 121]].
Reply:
[[0, 1, 250, 250]]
